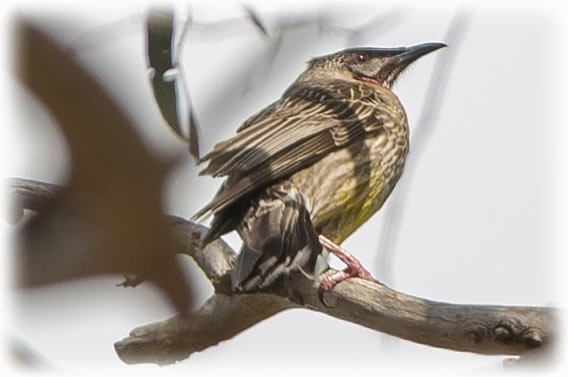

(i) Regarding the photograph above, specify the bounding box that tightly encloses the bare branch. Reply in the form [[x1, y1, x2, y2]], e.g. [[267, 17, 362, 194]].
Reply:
[[166, 216, 235, 293], [114, 256, 555, 365], [115, 294, 295, 365]]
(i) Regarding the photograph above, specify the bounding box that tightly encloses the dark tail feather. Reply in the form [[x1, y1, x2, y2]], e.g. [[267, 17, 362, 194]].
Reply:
[[231, 244, 263, 290], [231, 185, 324, 292]]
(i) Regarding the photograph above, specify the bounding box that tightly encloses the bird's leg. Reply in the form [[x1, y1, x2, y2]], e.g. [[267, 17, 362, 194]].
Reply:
[[318, 234, 375, 291]]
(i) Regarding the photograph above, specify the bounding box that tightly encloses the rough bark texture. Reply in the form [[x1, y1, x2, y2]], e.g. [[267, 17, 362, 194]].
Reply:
[[118, 214, 556, 365]]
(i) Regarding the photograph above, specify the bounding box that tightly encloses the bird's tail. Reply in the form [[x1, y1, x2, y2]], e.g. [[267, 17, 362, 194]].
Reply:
[[232, 184, 327, 292]]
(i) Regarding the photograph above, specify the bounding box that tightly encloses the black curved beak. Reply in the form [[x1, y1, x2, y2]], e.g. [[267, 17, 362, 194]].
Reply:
[[397, 42, 447, 66]]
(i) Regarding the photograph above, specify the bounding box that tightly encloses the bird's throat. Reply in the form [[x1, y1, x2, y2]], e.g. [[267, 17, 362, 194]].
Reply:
[[361, 76, 380, 85]]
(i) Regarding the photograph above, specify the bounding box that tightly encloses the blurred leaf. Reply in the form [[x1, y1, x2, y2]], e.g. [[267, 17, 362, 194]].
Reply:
[[14, 17, 195, 314], [146, 7, 178, 131], [146, 6, 200, 161]]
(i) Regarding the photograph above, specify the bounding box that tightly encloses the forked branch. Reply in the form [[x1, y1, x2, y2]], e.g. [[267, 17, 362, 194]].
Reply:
[[116, 215, 555, 365]]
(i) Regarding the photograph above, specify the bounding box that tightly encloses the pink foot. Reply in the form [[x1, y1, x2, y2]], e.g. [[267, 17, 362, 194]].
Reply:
[[318, 234, 375, 292]]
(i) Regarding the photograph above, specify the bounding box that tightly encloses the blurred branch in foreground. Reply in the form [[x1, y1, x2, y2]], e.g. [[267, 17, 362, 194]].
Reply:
[[11, 17, 195, 313]]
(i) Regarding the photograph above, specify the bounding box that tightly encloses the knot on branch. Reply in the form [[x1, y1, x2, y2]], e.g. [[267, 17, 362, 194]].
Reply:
[[468, 320, 544, 349], [520, 328, 544, 349]]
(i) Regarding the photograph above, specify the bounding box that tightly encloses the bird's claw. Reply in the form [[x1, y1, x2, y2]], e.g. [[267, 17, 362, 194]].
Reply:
[[319, 264, 375, 292], [317, 234, 377, 306]]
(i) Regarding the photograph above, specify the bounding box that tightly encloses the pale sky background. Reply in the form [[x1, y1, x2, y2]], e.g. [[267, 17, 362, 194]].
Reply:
[[1, 0, 566, 376]]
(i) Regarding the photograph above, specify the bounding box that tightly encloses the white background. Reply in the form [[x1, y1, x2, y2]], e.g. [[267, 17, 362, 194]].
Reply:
[[1, 0, 566, 375]]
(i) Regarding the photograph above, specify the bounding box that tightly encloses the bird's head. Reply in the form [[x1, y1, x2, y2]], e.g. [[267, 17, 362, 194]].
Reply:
[[307, 42, 447, 88]]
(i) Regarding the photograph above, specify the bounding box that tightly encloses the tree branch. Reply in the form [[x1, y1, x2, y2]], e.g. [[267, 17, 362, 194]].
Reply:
[[5, 178, 556, 366], [125, 220, 557, 364], [115, 266, 554, 365]]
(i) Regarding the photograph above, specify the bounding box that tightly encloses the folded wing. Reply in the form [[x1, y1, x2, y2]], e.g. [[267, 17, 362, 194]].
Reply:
[[194, 80, 390, 220]]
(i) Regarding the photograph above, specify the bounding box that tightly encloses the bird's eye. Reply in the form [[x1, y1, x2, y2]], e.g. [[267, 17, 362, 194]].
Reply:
[[354, 53, 368, 63]]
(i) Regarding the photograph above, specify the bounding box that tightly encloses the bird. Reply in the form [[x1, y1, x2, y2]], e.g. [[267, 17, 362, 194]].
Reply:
[[194, 42, 446, 292]]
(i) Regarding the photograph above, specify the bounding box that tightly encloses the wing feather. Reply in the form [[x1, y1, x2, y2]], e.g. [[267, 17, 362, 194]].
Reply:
[[194, 80, 388, 219]]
